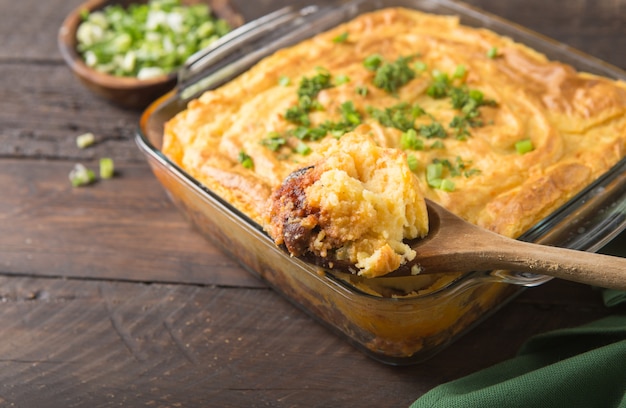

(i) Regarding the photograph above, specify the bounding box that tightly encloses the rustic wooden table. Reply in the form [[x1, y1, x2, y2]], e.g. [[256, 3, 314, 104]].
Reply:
[[0, 0, 624, 406]]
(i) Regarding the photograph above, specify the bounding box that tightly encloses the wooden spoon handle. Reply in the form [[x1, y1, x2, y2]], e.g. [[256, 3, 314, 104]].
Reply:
[[483, 237, 626, 290], [417, 228, 626, 290], [409, 200, 626, 290]]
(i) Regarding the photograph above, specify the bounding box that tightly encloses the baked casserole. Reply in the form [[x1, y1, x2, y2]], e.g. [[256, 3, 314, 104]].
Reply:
[[162, 7, 626, 286]]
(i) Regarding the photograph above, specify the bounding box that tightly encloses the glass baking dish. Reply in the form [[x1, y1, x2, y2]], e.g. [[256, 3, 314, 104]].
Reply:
[[136, 0, 626, 365]]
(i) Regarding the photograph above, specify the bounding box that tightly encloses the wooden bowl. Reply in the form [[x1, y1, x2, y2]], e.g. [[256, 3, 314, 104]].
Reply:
[[58, 0, 243, 110]]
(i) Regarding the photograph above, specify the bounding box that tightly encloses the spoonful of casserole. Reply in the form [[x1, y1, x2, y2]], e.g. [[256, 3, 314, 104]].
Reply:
[[263, 133, 626, 290]]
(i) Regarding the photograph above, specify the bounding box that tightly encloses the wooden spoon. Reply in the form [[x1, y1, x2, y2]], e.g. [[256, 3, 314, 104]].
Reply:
[[308, 199, 626, 290]]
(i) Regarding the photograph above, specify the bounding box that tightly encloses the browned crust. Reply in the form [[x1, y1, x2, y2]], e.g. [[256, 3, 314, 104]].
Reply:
[[265, 166, 323, 257]]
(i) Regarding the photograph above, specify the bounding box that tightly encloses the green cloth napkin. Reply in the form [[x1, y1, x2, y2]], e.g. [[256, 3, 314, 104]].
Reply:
[[602, 289, 626, 308], [410, 296, 626, 408]]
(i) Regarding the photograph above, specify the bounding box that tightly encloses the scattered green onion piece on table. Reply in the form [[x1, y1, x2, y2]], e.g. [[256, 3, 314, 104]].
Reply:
[[100, 158, 115, 179], [76, 132, 95, 149], [69, 163, 96, 187]]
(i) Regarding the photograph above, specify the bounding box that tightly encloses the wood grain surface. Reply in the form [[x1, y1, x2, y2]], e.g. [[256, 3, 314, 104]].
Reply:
[[0, 0, 624, 406]]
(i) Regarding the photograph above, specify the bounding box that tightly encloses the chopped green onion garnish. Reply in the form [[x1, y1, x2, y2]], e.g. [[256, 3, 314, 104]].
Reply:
[[440, 178, 456, 192], [339, 101, 361, 126], [334, 74, 350, 86], [296, 69, 334, 104], [261, 133, 286, 151], [278, 75, 291, 86], [464, 168, 481, 177], [426, 162, 443, 184], [295, 142, 311, 155], [515, 139, 534, 154], [426, 71, 450, 98], [238, 151, 254, 169], [76, 0, 232, 78], [400, 129, 424, 150], [469, 89, 485, 103], [290, 126, 312, 140], [285, 104, 312, 126], [99, 157, 115, 179], [428, 178, 442, 189], [430, 140, 445, 149], [76, 132, 96, 149], [332, 31, 349, 43], [431, 69, 449, 83], [355, 85, 369, 96], [368, 102, 424, 132], [487, 46, 499, 59], [363, 54, 384, 71], [418, 122, 446, 139], [426, 161, 455, 191], [371, 55, 416, 94], [453, 64, 466, 79], [69, 163, 96, 187], [406, 154, 419, 172], [414, 61, 427, 72]]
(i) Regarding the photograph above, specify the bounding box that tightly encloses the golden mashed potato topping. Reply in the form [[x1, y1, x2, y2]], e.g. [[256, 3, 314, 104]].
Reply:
[[163, 7, 626, 279], [264, 132, 429, 278]]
